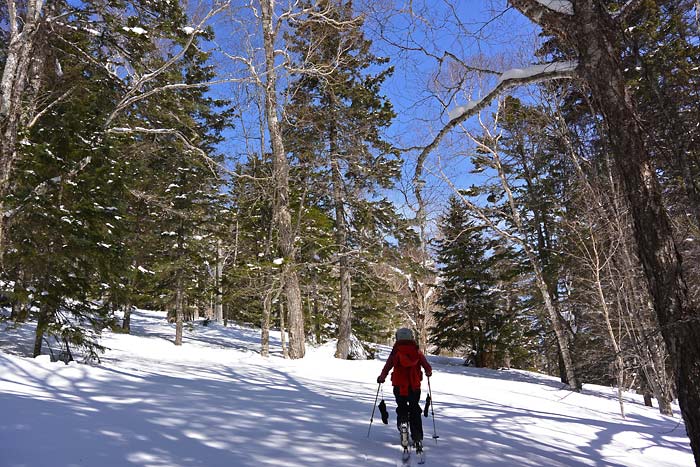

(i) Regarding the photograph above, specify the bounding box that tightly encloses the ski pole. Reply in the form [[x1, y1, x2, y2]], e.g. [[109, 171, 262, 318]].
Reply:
[[367, 383, 382, 437], [428, 376, 439, 443]]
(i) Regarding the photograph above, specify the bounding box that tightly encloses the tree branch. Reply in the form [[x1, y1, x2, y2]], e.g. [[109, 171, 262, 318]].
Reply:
[[612, 0, 646, 23], [413, 60, 578, 190], [3, 155, 92, 219], [27, 88, 74, 129], [104, 1, 230, 128]]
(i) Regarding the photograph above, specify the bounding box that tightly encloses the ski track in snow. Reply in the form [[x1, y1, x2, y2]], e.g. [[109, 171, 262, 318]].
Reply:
[[0, 309, 694, 467]]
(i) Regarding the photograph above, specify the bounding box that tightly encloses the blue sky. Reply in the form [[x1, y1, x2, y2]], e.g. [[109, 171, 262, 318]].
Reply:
[[195, 0, 539, 224]]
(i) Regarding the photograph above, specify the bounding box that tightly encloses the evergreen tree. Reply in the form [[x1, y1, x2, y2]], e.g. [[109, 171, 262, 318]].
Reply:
[[432, 196, 493, 365], [1, 0, 231, 355], [496, 96, 577, 379], [3, 18, 127, 359], [284, 0, 400, 358]]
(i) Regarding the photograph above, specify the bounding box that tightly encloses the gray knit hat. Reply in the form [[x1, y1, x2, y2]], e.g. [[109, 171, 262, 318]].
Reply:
[[395, 327, 414, 341]]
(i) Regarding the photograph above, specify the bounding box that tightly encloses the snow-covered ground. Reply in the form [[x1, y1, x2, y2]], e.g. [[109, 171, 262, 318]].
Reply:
[[0, 309, 694, 467]]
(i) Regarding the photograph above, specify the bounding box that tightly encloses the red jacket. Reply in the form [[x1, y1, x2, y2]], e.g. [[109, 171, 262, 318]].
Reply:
[[379, 340, 432, 396]]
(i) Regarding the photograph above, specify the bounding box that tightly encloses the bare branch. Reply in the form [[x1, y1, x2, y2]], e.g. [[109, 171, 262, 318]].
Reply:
[[27, 88, 74, 129], [413, 60, 578, 190], [110, 78, 247, 115], [612, 0, 646, 23], [443, 51, 501, 76]]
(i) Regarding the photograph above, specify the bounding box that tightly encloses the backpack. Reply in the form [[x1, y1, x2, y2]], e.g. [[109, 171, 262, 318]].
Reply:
[[391, 342, 423, 396]]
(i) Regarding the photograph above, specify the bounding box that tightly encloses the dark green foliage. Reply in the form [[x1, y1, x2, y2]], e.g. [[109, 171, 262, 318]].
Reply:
[[282, 0, 404, 345], [4, 43, 125, 358], [1, 0, 231, 356], [431, 196, 537, 368]]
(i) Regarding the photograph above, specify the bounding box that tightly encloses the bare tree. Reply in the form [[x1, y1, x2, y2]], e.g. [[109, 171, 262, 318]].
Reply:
[[387, 0, 698, 457], [545, 90, 676, 416], [567, 211, 627, 416]]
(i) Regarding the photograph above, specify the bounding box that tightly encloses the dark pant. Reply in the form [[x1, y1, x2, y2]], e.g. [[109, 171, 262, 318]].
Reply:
[[394, 386, 423, 441]]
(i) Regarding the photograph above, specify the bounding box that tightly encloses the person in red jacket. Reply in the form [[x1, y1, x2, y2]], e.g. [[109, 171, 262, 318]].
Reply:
[[377, 327, 432, 450]]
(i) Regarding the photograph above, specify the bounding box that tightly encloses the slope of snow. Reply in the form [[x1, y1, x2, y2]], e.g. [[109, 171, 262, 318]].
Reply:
[[0, 309, 694, 467]]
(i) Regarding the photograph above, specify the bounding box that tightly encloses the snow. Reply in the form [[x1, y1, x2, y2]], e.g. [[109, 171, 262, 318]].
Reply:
[[448, 100, 479, 121], [182, 26, 196, 35], [273, 257, 284, 265], [449, 62, 578, 121], [497, 61, 578, 84], [536, 0, 574, 15], [0, 309, 694, 467], [123, 26, 148, 35]]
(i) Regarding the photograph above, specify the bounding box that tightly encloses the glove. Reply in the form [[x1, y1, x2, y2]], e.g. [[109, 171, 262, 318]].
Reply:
[[377, 375, 385, 384], [378, 399, 389, 424], [426, 371, 432, 378]]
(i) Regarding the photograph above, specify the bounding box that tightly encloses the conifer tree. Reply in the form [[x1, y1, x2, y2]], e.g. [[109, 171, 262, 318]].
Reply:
[[432, 197, 493, 359], [431, 196, 534, 367], [1, 0, 230, 354], [3, 19, 127, 359], [285, 0, 400, 359]]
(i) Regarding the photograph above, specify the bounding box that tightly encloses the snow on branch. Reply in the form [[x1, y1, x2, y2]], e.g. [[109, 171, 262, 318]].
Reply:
[[411, 60, 577, 215], [3, 156, 92, 220], [104, 1, 230, 128], [107, 126, 221, 176], [535, 0, 573, 15], [448, 61, 578, 121], [509, 0, 573, 35]]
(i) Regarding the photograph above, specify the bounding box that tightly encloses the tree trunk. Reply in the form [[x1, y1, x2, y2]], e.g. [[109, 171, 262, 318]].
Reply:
[[11, 299, 27, 321], [330, 121, 353, 360], [564, 117, 676, 416], [491, 149, 580, 389], [259, 0, 305, 359], [215, 239, 224, 324], [32, 305, 50, 358], [416, 288, 429, 353], [571, 1, 699, 459], [0, 0, 45, 258], [174, 275, 184, 346], [591, 229, 626, 417], [314, 293, 322, 345], [122, 304, 132, 333], [644, 392, 653, 408], [261, 290, 271, 357], [279, 301, 288, 359]]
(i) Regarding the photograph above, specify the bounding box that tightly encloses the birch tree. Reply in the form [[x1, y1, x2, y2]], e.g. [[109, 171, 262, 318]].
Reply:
[[256, 0, 306, 358]]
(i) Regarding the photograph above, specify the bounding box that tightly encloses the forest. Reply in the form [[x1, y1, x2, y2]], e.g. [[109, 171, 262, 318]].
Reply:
[[1, 0, 698, 463]]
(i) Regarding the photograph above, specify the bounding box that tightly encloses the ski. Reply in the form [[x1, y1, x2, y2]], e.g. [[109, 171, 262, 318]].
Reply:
[[401, 447, 411, 464], [399, 421, 411, 465], [415, 441, 425, 465]]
